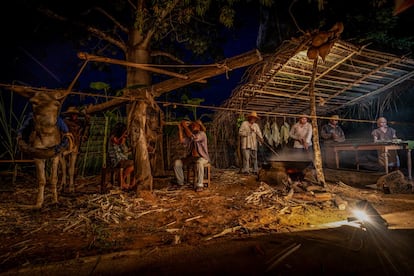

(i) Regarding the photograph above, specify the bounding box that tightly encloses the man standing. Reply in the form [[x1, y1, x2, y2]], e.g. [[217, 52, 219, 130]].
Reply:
[[62, 106, 90, 148], [289, 115, 313, 151], [238, 111, 263, 175], [371, 117, 399, 170], [173, 120, 210, 192], [321, 115, 345, 143], [320, 115, 345, 167]]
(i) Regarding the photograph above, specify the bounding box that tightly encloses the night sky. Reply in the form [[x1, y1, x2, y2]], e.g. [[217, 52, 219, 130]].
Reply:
[[0, 2, 262, 112], [0, 1, 413, 129]]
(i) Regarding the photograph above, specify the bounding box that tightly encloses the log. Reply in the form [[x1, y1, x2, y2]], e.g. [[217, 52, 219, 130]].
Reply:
[[306, 185, 325, 192], [292, 192, 333, 202], [324, 168, 384, 187], [376, 170, 406, 193], [334, 195, 348, 210], [314, 192, 333, 201]]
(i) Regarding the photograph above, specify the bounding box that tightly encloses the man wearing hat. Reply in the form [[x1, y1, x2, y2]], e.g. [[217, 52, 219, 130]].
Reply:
[[320, 115, 345, 167], [321, 115, 345, 143], [238, 111, 263, 175], [173, 119, 210, 192], [62, 106, 90, 147]]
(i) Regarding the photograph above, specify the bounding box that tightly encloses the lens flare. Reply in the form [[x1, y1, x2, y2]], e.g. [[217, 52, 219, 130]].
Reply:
[[353, 209, 369, 222]]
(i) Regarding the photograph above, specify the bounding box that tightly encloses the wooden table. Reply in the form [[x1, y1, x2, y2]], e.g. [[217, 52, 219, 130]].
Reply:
[[332, 142, 412, 179]]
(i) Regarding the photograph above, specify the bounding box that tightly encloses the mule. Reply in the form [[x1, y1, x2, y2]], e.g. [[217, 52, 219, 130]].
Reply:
[[60, 107, 90, 193], [59, 132, 77, 193], [16, 89, 71, 208]]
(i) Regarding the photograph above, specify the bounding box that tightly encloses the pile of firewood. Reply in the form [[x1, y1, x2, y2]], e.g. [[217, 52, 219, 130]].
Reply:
[[244, 179, 373, 211]]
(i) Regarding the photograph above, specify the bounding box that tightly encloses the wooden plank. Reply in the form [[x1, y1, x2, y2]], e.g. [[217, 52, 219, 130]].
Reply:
[[324, 168, 384, 187], [0, 160, 34, 163]]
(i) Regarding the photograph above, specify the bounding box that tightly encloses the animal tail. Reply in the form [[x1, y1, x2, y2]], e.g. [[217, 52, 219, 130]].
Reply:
[[62, 133, 77, 155]]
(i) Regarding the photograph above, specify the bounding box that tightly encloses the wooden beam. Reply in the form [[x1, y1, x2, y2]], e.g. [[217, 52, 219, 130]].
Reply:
[[85, 50, 262, 114], [324, 57, 402, 103], [149, 49, 263, 97], [0, 84, 69, 99], [344, 70, 414, 106], [77, 52, 190, 80]]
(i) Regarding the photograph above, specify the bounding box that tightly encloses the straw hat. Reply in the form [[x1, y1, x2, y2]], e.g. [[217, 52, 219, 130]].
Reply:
[[62, 106, 80, 115], [330, 115, 340, 120], [247, 111, 259, 119]]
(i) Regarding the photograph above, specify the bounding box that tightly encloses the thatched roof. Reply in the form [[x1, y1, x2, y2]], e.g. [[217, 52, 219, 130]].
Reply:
[[219, 35, 414, 119]]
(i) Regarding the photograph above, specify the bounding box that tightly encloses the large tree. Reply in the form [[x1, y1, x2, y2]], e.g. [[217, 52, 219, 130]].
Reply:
[[5, 0, 271, 192], [3, 0, 412, 191]]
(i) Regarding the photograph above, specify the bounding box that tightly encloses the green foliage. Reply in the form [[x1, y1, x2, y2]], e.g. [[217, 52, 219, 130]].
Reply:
[[90, 82, 111, 91], [219, 6, 236, 28], [236, 115, 245, 128], [181, 94, 205, 120], [0, 91, 29, 160], [195, 0, 210, 15]]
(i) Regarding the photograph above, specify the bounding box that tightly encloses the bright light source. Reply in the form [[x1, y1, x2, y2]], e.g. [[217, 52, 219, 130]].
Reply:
[[353, 209, 370, 222]]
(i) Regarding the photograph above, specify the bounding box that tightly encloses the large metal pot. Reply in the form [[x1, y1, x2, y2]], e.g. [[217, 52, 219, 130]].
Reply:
[[264, 149, 313, 170]]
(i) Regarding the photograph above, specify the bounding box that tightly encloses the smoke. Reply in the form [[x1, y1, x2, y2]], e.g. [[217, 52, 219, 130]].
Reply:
[[266, 148, 313, 162]]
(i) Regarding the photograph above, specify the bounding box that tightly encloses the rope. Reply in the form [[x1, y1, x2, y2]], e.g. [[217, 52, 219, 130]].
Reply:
[[216, 60, 231, 79], [2, 83, 412, 125]]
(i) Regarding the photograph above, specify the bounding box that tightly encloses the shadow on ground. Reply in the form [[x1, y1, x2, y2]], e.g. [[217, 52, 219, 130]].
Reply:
[[5, 225, 414, 276]]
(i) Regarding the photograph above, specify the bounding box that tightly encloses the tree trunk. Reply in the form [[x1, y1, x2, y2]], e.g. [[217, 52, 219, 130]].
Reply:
[[126, 34, 154, 192], [129, 100, 153, 191]]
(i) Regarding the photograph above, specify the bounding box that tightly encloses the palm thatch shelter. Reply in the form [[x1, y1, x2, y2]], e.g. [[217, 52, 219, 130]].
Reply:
[[210, 35, 414, 169]]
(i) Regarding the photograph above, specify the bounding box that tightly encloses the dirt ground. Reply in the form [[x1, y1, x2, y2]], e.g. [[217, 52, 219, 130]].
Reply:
[[1, 167, 414, 275]]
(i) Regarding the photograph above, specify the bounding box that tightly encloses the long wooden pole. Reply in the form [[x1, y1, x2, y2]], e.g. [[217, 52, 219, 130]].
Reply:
[[309, 58, 326, 186], [77, 52, 190, 80]]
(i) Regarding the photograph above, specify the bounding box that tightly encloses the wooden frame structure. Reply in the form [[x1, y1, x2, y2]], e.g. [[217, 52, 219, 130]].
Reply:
[[219, 35, 414, 118]]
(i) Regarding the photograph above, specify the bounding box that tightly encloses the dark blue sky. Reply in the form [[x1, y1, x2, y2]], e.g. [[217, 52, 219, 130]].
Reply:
[[0, 4, 261, 114], [1, 1, 413, 126]]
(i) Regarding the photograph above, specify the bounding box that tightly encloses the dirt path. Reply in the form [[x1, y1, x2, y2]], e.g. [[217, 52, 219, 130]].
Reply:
[[1, 168, 413, 275]]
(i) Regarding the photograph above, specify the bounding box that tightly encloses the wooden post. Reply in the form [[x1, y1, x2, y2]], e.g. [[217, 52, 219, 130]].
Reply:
[[309, 58, 326, 186]]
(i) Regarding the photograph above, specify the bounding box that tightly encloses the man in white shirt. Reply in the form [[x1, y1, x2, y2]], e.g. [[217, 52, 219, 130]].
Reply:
[[289, 115, 313, 150], [239, 111, 263, 175]]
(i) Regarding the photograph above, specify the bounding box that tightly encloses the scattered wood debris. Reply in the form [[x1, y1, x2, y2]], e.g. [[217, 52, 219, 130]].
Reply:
[[205, 226, 242, 241], [2, 168, 412, 272], [245, 181, 340, 210]]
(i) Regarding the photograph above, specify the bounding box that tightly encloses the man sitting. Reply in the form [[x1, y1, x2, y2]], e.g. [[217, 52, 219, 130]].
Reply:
[[173, 120, 210, 192]]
